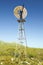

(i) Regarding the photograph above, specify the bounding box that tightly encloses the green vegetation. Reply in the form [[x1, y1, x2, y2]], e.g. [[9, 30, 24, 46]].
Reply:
[[0, 41, 43, 65]]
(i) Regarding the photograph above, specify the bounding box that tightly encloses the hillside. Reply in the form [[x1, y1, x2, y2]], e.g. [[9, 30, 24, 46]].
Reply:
[[0, 41, 43, 65]]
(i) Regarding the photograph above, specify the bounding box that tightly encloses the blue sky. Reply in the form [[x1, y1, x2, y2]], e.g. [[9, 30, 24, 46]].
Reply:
[[0, 0, 43, 48]]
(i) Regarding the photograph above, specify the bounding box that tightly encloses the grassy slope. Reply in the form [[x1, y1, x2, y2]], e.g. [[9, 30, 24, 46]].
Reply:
[[0, 41, 43, 65]]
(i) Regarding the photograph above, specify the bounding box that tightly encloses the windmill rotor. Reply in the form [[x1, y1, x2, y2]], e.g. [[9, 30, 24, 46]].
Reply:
[[14, 6, 27, 19]]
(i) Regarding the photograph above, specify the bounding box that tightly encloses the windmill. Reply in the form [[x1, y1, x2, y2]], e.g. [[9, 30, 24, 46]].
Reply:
[[13, 5, 29, 65]]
